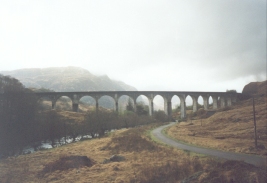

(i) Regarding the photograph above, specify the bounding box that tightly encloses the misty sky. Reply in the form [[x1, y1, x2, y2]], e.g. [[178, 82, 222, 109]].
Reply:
[[0, 0, 266, 92]]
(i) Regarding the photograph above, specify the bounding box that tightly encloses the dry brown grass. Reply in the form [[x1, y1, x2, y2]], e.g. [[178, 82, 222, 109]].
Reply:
[[39, 155, 95, 176], [0, 122, 265, 183], [168, 96, 267, 156], [58, 111, 86, 123]]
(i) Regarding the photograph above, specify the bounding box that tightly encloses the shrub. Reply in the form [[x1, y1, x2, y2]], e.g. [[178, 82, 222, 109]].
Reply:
[[153, 110, 168, 122]]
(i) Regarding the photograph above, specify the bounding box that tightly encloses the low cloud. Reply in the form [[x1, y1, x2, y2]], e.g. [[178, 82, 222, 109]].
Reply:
[[0, 0, 265, 91]]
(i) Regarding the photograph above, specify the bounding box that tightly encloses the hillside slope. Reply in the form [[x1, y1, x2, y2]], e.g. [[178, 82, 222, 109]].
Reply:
[[1, 67, 137, 110], [0, 66, 136, 92], [0, 124, 265, 183], [242, 80, 267, 96], [167, 80, 267, 156]]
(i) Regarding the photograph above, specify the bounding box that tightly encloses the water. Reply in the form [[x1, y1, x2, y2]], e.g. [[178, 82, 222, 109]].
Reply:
[[1, 130, 116, 158], [22, 135, 93, 154]]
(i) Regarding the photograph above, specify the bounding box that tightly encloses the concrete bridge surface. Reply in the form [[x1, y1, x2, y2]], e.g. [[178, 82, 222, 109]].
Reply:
[[32, 91, 239, 119]]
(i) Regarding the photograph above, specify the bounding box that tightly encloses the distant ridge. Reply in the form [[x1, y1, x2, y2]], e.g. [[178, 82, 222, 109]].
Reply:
[[0, 66, 137, 92]]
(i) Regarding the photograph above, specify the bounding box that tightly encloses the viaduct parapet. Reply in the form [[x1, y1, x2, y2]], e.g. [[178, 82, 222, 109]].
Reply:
[[32, 91, 239, 119]]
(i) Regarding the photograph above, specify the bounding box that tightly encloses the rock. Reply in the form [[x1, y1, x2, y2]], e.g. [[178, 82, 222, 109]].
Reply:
[[110, 154, 125, 162], [102, 158, 111, 164], [102, 154, 126, 164]]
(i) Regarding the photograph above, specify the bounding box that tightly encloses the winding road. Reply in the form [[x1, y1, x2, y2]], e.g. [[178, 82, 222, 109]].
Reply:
[[151, 122, 266, 167]]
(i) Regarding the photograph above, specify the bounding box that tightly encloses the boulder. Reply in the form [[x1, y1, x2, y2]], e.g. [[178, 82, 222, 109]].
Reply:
[[110, 154, 125, 162], [102, 154, 126, 164]]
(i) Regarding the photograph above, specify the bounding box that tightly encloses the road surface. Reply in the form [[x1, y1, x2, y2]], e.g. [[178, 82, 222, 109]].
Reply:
[[151, 122, 266, 167]]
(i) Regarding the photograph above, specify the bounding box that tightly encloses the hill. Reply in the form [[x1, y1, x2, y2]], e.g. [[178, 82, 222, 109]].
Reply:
[[242, 80, 267, 96], [168, 80, 267, 156], [0, 67, 137, 110], [0, 66, 136, 92]]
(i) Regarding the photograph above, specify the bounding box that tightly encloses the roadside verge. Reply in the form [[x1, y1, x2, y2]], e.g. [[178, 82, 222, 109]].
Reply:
[[151, 122, 266, 167]]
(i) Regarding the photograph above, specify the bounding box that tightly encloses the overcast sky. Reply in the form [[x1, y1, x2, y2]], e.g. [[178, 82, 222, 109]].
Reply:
[[0, 0, 266, 92]]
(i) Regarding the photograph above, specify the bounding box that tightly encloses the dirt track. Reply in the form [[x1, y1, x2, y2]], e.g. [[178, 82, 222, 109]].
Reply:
[[152, 122, 267, 167]]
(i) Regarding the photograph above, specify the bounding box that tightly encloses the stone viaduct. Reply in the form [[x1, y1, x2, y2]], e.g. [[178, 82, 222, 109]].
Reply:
[[34, 91, 239, 119]]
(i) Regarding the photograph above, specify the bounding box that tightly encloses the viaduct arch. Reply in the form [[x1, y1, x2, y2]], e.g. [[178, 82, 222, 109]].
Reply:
[[34, 91, 239, 119]]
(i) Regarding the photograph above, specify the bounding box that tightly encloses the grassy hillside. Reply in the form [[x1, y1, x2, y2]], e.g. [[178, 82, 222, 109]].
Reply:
[[242, 80, 267, 96], [0, 123, 265, 183], [167, 80, 267, 156]]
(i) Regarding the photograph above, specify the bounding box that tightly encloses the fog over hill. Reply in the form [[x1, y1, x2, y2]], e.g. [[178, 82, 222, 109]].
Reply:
[[0, 66, 137, 92], [0, 66, 174, 110], [0, 66, 139, 110]]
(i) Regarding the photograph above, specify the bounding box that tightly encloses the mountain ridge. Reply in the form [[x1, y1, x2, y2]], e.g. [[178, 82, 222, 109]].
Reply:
[[0, 66, 137, 92]]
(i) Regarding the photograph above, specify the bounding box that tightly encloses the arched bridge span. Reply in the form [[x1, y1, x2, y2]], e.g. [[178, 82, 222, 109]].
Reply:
[[34, 91, 239, 119]]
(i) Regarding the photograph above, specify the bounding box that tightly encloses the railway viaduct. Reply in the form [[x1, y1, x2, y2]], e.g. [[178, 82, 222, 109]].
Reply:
[[33, 91, 239, 119]]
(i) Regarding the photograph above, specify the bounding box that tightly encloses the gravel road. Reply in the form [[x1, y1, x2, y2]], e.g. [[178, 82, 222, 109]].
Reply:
[[151, 122, 266, 167]]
